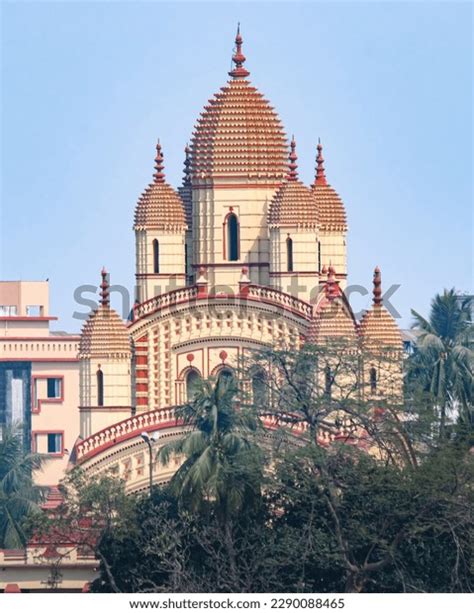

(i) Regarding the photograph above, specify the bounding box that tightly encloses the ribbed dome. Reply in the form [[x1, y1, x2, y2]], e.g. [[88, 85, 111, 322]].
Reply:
[[79, 306, 131, 358], [268, 139, 318, 227], [360, 306, 403, 348], [359, 268, 403, 349], [309, 301, 358, 344], [134, 142, 186, 231], [308, 267, 358, 344], [311, 142, 347, 231], [191, 31, 287, 182], [268, 181, 318, 228], [79, 270, 131, 359]]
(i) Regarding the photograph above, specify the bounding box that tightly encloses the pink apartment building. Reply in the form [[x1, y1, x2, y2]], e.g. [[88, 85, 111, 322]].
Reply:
[[0, 281, 80, 487]]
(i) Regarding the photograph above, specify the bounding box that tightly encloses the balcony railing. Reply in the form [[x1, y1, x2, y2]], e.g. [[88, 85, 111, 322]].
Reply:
[[76, 406, 337, 463], [133, 283, 312, 322]]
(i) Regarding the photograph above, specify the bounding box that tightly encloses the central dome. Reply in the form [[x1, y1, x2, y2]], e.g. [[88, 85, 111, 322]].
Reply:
[[191, 29, 288, 183]]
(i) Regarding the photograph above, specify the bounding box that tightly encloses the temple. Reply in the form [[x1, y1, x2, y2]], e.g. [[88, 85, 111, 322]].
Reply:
[[75, 28, 403, 490], [0, 27, 405, 592]]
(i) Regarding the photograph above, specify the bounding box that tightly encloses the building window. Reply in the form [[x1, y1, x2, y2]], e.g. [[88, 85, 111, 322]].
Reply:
[[226, 214, 239, 261], [325, 365, 332, 398], [47, 433, 62, 454], [217, 368, 234, 386], [370, 367, 377, 393], [0, 305, 17, 316], [286, 237, 294, 272], [186, 370, 201, 402], [318, 241, 321, 272], [251, 369, 267, 407], [26, 305, 42, 316], [47, 378, 61, 399], [97, 369, 104, 406], [153, 239, 160, 274]]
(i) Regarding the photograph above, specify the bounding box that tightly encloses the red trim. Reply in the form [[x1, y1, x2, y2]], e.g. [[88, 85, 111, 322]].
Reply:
[[0, 358, 79, 363], [192, 262, 268, 269], [0, 335, 80, 341], [31, 375, 64, 414], [177, 364, 202, 381], [136, 274, 186, 279], [132, 288, 311, 326], [270, 271, 320, 277], [4, 583, 21, 593], [0, 316, 58, 321], [78, 407, 132, 413], [192, 182, 283, 190], [32, 430, 65, 457], [78, 419, 182, 462]]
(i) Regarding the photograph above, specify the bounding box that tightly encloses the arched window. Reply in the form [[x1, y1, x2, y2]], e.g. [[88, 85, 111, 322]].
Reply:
[[97, 369, 104, 406], [286, 237, 294, 272], [226, 214, 239, 261], [251, 369, 268, 407], [153, 239, 160, 274], [324, 365, 332, 398], [186, 369, 201, 402], [370, 367, 377, 393], [217, 368, 234, 386]]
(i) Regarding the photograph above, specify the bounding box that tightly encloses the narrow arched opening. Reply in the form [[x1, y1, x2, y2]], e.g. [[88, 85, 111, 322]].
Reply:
[[370, 367, 377, 393], [324, 365, 332, 399], [286, 236, 294, 272], [186, 369, 202, 402], [153, 239, 160, 274], [226, 214, 239, 261], [217, 368, 234, 387], [97, 369, 104, 406], [251, 369, 268, 408]]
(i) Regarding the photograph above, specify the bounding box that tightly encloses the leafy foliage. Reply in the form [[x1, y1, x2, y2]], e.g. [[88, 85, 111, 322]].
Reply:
[[409, 290, 473, 439], [27, 289, 474, 593], [0, 424, 46, 548], [156, 374, 263, 518]]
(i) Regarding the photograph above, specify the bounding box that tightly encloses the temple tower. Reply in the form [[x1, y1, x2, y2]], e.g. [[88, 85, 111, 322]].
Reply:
[[190, 27, 288, 291], [134, 142, 187, 303], [78, 269, 133, 438], [311, 141, 348, 289], [268, 138, 320, 302]]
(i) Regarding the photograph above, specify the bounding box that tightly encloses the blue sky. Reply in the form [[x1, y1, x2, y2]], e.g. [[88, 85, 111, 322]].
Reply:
[[1, 1, 472, 332]]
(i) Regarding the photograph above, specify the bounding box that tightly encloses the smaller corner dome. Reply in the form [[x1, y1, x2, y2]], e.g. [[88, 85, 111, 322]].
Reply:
[[307, 267, 358, 344], [134, 142, 186, 231], [311, 141, 347, 231], [359, 267, 403, 349], [311, 183, 347, 231], [268, 180, 318, 228], [79, 305, 131, 359], [268, 138, 318, 228], [359, 306, 403, 349], [79, 269, 132, 359]]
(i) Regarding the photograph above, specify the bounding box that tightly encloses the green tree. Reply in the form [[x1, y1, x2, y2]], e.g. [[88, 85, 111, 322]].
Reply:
[[0, 423, 46, 548], [409, 290, 473, 438], [31, 467, 135, 592], [270, 444, 473, 593], [156, 374, 264, 518], [247, 344, 415, 466]]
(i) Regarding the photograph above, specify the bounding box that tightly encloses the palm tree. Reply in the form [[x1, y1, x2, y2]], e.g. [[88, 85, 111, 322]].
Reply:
[[409, 290, 473, 438], [156, 374, 263, 518], [0, 423, 46, 548]]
